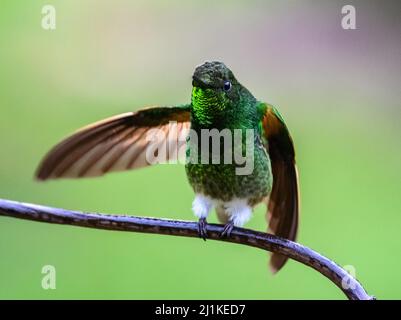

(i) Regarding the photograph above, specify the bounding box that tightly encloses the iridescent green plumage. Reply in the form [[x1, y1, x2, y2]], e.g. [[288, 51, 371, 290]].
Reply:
[[186, 62, 299, 272], [186, 62, 272, 205]]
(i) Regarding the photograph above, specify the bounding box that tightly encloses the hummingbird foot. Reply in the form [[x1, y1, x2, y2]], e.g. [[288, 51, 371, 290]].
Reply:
[[197, 217, 208, 241], [220, 221, 234, 238]]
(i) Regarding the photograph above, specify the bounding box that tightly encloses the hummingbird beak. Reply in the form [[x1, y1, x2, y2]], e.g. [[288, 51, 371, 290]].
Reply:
[[192, 72, 220, 89], [192, 75, 206, 88]]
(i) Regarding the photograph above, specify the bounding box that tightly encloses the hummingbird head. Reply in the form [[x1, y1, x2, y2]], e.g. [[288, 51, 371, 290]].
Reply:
[[191, 61, 251, 125]]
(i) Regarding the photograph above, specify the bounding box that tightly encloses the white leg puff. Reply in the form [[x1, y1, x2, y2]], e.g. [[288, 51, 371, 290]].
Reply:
[[192, 194, 214, 219], [224, 199, 252, 227]]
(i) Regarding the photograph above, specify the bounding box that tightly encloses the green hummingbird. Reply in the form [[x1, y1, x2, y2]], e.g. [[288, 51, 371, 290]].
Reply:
[[36, 61, 299, 273]]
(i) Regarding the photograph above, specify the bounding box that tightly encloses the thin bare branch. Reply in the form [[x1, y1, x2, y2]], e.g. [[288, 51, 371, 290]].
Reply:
[[0, 198, 374, 300]]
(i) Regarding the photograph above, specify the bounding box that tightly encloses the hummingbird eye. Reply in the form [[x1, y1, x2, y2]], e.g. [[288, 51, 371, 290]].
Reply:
[[223, 81, 232, 92]]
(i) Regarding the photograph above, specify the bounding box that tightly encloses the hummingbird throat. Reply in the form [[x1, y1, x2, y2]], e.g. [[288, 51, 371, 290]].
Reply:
[[191, 87, 228, 125]]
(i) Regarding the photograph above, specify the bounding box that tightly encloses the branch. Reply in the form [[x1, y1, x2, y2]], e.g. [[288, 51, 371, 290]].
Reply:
[[0, 198, 374, 300]]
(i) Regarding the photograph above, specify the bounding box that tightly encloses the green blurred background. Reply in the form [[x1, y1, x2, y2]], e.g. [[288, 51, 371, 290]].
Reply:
[[0, 0, 400, 299]]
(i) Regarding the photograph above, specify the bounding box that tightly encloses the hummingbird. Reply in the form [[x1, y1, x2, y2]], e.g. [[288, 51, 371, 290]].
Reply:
[[36, 61, 299, 273]]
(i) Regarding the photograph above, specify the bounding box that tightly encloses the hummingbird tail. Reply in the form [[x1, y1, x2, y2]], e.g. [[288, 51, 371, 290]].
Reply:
[[267, 164, 300, 274]]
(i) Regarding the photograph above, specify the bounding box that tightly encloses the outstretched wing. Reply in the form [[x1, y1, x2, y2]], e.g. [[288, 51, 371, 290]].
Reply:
[[259, 102, 300, 273], [36, 105, 191, 180]]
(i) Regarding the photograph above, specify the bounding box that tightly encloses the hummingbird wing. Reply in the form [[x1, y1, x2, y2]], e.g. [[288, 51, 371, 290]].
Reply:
[[36, 105, 190, 180], [259, 102, 300, 273]]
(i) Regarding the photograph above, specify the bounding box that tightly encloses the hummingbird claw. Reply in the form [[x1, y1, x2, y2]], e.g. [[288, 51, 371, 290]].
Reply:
[[198, 217, 208, 241], [220, 221, 234, 238]]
